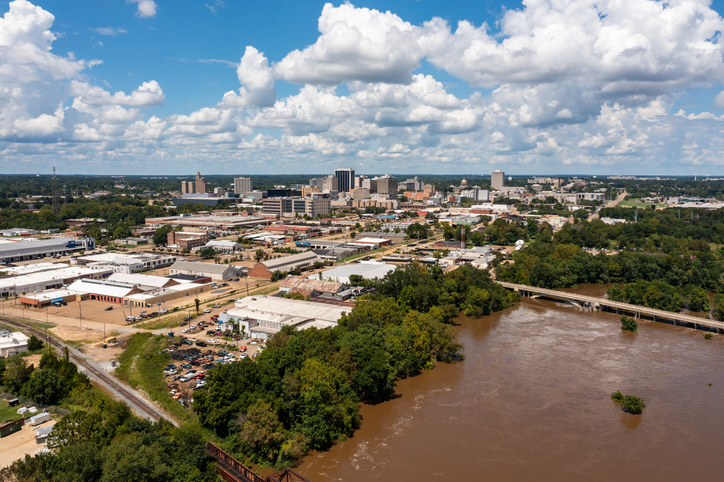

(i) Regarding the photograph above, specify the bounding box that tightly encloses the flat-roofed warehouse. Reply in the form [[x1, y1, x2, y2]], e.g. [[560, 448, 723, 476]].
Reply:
[[0, 236, 94, 263], [315, 262, 396, 284], [0, 332, 30, 357], [145, 215, 272, 230], [169, 260, 237, 281], [0, 266, 112, 298], [247, 251, 320, 279], [219, 295, 348, 340]]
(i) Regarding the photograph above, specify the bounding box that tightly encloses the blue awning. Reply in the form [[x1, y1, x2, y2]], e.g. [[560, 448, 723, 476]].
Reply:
[[51, 298, 63, 303]]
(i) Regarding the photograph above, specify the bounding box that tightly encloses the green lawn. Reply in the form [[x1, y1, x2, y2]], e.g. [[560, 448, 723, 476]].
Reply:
[[0, 399, 23, 424]]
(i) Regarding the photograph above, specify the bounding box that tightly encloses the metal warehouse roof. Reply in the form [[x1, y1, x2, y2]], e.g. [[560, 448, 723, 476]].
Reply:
[[229, 295, 348, 324], [316, 262, 395, 282], [262, 251, 318, 270], [66, 279, 137, 298], [170, 260, 234, 274]]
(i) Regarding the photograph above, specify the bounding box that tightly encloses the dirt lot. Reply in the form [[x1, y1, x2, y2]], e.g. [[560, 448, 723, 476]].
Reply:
[[50, 325, 106, 344], [0, 419, 56, 469]]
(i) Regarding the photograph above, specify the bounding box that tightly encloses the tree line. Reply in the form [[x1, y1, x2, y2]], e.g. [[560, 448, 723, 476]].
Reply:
[[193, 264, 519, 468]]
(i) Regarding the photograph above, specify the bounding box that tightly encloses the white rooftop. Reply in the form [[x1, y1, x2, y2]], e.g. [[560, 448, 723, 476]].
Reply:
[[0, 332, 30, 350], [66, 278, 137, 298], [0, 263, 69, 276], [108, 273, 172, 289], [315, 262, 395, 282], [229, 295, 348, 324]]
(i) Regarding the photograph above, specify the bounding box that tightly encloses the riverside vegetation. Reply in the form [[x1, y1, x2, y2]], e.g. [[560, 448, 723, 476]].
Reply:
[[496, 208, 724, 317], [193, 264, 519, 468]]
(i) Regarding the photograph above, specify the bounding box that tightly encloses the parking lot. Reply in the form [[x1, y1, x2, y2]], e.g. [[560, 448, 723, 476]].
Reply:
[[162, 334, 264, 407]]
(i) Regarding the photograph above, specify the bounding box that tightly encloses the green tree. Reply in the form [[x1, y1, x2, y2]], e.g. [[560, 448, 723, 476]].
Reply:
[[47, 410, 102, 448], [687, 287, 710, 312], [22, 369, 66, 405], [621, 395, 646, 414], [197, 247, 217, 259], [621, 315, 638, 332], [254, 249, 266, 262], [100, 433, 174, 482], [714, 294, 724, 321], [3, 355, 32, 393], [238, 400, 287, 464], [27, 334, 44, 351], [152, 225, 174, 246], [194, 298, 200, 315]]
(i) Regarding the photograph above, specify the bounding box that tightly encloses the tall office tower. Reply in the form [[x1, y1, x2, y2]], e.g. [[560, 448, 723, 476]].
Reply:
[[194, 172, 207, 193], [376, 174, 398, 195], [181, 181, 195, 194], [322, 175, 337, 192], [491, 170, 505, 190], [234, 177, 252, 195], [334, 168, 355, 193]]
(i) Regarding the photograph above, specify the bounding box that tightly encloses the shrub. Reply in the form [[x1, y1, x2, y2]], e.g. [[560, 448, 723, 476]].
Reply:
[[705, 333, 713, 340], [621, 315, 638, 332], [611, 390, 624, 402], [621, 395, 646, 414]]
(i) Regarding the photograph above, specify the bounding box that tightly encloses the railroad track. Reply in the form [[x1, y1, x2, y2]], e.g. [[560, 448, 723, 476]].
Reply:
[[0, 316, 176, 426]]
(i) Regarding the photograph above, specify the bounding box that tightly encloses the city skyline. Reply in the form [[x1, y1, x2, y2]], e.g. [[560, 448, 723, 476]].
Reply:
[[2, 0, 724, 175]]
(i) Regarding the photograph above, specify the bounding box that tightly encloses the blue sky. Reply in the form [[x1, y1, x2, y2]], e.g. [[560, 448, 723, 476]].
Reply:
[[2, 0, 724, 175]]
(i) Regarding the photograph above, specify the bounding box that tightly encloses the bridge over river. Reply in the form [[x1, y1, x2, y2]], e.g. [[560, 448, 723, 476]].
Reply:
[[496, 281, 724, 333], [206, 442, 310, 482]]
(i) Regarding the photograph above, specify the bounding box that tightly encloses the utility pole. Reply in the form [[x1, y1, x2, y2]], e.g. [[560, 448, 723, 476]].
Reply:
[[52, 166, 60, 213], [78, 300, 82, 328]]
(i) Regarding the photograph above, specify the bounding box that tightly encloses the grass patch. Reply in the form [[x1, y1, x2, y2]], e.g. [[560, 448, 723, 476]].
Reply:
[[618, 199, 667, 209], [137, 312, 187, 330], [114, 332, 193, 423], [0, 399, 23, 423]]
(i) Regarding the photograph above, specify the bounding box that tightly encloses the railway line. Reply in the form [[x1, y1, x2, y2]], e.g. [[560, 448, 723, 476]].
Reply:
[[0, 315, 177, 426]]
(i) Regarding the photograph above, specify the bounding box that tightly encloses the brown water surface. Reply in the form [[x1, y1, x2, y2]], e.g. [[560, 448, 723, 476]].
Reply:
[[299, 295, 724, 481]]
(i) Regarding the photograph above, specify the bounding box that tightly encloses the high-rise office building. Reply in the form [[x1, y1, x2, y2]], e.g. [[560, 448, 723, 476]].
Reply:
[[376, 174, 398, 195], [334, 168, 355, 193], [491, 170, 505, 190], [195, 172, 207, 194], [234, 177, 252, 195]]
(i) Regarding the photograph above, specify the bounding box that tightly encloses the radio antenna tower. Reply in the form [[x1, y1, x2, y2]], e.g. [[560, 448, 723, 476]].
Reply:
[[52, 166, 60, 213]]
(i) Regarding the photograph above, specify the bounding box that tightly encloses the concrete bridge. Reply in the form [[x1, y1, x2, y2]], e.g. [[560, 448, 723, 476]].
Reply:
[[496, 281, 724, 333]]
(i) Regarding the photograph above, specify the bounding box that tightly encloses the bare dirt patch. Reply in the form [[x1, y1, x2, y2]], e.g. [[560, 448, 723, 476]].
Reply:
[[0, 419, 57, 469], [50, 325, 105, 343]]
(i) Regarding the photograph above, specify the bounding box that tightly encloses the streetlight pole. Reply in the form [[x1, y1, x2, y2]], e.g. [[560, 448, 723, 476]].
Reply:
[[78, 300, 82, 328]]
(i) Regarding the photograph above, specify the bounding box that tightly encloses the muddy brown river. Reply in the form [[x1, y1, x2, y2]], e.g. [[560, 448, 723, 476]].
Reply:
[[298, 289, 724, 481]]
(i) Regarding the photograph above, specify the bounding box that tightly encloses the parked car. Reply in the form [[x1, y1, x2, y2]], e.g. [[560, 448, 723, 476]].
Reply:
[[202, 309, 211, 314], [196, 341, 207, 347], [211, 304, 221, 308], [105, 306, 113, 311]]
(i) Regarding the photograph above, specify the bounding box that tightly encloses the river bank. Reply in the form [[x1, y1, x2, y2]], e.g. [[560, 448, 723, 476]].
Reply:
[[298, 293, 724, 481]]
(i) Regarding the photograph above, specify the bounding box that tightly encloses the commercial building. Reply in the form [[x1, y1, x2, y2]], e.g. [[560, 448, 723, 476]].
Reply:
[[375, 174, 398, 196], [66, 278, 143, 304], [491, 170, 505, 190], [220, 295, 347, 340], [0, 237, 94, 264], [315, 261, 396, 284], [181, 172, 208, 194], [0, 228, 39, 237], [169, 260, 237, 281], [233, 177, 253, 195], [0, 266, 112, 298], [167, 231, 209, 251], [334, 168, 355, 193], [203, 240, 242, 253], [248, 251, 320, 279], [279, 277, 348, 298], [146, 215, 272, 230], [19, 289, 83, 307], [71, 253, 179, 273], [262, 197, 331, 218], [0, 332, 29, 357], [125, 281, 215, 308]]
